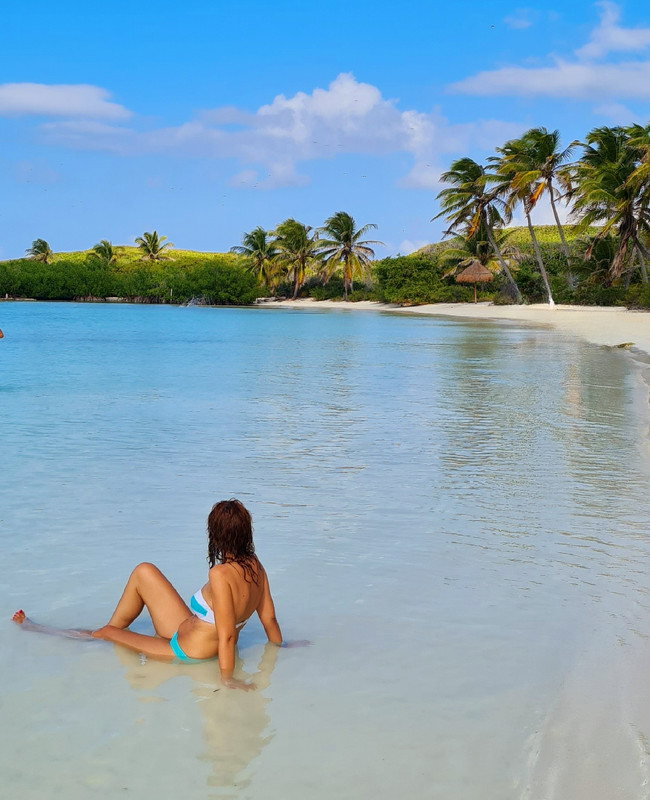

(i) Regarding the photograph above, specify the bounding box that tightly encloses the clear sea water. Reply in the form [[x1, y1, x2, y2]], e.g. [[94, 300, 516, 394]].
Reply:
[[1, 301, 650, 800]]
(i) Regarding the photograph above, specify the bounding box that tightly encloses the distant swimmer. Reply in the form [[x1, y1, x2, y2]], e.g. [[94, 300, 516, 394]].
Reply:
[[13, 499, 308, 690], [0, 329, 3, 338]]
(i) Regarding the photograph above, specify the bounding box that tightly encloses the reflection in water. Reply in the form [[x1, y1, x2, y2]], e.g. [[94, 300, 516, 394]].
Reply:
[[113, 643, 279, 797], [431, 324, 650, 602]]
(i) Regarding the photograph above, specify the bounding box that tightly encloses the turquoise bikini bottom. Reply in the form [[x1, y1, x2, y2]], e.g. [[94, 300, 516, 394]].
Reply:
[[169, 631, 214, 663]]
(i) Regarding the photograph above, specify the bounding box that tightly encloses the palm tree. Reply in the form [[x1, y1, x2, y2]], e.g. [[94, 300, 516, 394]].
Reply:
[[625, 123, 650, 282], [90, 240, 117, 266], [434, 158, 522, 303], [274, 219, 321, 300], [231, 227, 280, 295], [491, 135, 557, 305], [571, 126, 650, 283], [507, 128, 574, 257], [135, 231, 174, 261], [26, 238, 54, 264], [318, 212, 383, 299], [573, 233, 620, 284], [627, 123, 650, 188], [440, 221, 522, 279]]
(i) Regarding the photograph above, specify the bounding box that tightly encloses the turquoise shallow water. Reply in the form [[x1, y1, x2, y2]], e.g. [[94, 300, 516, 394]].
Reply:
[[1, 301, 650, 799]]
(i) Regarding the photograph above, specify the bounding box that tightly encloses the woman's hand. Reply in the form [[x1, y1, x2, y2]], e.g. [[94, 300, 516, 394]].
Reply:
[[222, 677, 256, 692], [281, 640, 312, 648], [92, 625, 116, 640]]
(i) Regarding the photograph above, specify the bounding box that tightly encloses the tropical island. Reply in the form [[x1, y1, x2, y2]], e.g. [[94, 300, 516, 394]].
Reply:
[[1, 124, 649, 310]]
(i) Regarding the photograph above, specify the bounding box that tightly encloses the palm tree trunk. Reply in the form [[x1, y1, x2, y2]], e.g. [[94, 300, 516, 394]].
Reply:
[[292, 261, 305, 299], [483, 217, 522, 304], [525, 209, 555, 306], [344, 256, 351, 300], [548, 181, 570, 259], [634, 243, 649, 284], [609, 227, 633, 284], [623, 248, 636, 289]]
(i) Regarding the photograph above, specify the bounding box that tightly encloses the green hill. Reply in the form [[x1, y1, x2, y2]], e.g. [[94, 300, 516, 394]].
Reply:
[[414, 225, 587, 258], [0, 247, 259, 304]]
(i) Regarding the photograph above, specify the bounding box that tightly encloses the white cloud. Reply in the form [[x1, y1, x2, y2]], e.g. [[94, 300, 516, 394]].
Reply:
[[0, 83, 131, 119], [504, 9, 533, 30], [510, 194, 571, 227], [227, 164, 309, 190], [593, 101, 636, 123], [398, 162, 444, 190], [449, 59, 650, 100], [40, 73, 520, 189], [42, 119, 137, 152], [449, 3, 650, 104], [576, 1, 650, 59]]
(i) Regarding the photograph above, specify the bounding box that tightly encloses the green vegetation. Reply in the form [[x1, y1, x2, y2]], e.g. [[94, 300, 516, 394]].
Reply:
[[432, 123, 650, 306], [4, 123, 650, 309], [26, 238, 54, 264], [231, 211, 381, 300], [91, 240, 118, 267], [372, 223, 648, 307], [434, 157, 523, 303], [0, 246, 258, 305], [230, 227, 279, 295], [491, 127, 575, 303], [274, 219, 320, 300], [135, 231, 174, 261], [318, 211, 383, 299], [374, 255, 474, 304]]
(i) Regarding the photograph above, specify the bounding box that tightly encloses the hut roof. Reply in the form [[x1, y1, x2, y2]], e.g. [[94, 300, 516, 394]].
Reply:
[[455, 261, 494, 283]]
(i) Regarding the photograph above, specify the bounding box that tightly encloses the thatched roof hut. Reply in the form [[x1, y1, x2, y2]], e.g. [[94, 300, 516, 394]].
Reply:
[[455, 260, 494, 303]]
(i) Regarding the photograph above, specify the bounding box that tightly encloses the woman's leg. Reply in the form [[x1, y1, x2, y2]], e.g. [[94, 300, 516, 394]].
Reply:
[[105, 562, 190, 639], [12, 610, 94, 639], [92, 625, 179, 658]]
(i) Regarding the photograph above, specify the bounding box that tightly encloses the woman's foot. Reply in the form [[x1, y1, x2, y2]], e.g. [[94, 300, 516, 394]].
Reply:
[[12, 610, 26, 625]]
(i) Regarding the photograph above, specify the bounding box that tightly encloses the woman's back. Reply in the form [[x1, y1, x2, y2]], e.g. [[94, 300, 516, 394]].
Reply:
[[201, 558, 267, 626]]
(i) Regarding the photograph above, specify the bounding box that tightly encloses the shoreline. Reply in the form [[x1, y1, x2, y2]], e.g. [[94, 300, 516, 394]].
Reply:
[[259, 298, 650, 359]]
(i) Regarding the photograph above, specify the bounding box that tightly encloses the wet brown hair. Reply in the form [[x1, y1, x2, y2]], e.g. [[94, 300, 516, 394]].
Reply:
[[207, 499, 258, 583]]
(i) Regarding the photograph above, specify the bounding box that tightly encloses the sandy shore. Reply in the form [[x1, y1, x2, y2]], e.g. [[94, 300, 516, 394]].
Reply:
[[259, 298, 650, 359]]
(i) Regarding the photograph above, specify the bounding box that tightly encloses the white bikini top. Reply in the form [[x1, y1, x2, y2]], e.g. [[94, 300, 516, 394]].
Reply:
[[190, 587, 215, 624], [190, 587, 247, 630]]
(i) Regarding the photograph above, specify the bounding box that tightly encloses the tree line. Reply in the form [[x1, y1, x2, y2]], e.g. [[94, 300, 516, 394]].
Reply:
[[25, 231, 175, 267], [8, 213, 382, 303], [231, 211, 382, 300], [5, 123, 650, 308], [1, 234, 259, 305], [434, 124, 650, 306]]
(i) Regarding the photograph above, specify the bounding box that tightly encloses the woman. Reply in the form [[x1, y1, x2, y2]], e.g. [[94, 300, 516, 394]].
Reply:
[[13, 499, 283, 690]]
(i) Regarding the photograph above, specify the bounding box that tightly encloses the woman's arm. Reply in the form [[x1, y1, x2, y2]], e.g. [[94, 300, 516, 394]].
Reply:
[[256, 572, 283, 645], [209, 567, 252, 690]]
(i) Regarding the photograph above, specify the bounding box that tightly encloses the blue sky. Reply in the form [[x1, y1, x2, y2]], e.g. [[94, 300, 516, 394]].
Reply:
[[1, 0, 649, 259]]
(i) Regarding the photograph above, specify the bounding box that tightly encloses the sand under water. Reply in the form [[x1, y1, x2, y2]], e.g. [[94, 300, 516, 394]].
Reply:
[[1, 300, 650, 799]]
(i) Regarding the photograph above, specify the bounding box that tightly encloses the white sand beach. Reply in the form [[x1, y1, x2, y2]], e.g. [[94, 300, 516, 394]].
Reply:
[[261, 299, 650, 359]]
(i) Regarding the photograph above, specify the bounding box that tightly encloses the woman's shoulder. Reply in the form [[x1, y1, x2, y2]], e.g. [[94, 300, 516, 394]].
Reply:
[[208, 563, 233, 582], [209, 557, 266, 582]]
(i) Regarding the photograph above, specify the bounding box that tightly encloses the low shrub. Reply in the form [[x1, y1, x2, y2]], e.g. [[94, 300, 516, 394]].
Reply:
[[0, 252, 259, 305], [625, 283, 650, 309], [373, 255, 446, 304], [572, 281, 626, 306]]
